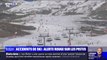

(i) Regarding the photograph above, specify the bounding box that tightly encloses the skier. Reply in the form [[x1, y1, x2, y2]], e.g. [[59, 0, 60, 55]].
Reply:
[[68, 39, 71, 46]]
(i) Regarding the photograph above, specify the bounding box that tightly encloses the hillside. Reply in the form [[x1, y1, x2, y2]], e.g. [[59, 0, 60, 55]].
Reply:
[[0, 0, 107, 47]]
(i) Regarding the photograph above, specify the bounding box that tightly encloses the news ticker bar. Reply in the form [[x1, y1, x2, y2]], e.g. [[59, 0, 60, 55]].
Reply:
[[5, 46, 87, 52], [1, 46, 107, 60], [4, 46, 88, 60]]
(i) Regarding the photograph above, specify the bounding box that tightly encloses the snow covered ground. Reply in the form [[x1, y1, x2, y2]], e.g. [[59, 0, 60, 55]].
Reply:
[[3, 14, 107, 47], [0, 0, 107, 48]]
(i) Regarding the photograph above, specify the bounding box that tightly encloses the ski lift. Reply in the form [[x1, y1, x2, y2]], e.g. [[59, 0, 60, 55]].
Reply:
[[39, 33, 49, 37], [37, 43, 44, 46], [61, 33, 68, 38], [54, 37, 61, 40], [46, 38, 53, 42], [69, 32, 74, 34], [37, 38, 42, 43]]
